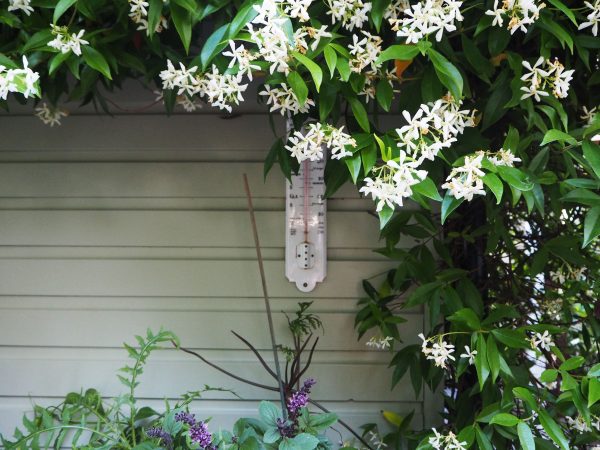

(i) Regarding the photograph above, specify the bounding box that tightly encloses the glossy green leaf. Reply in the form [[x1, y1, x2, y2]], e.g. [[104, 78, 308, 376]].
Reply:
[[428, 48, 463, 100], [344, 153, 361, 184], [82, 47, 112, 80], [412, 177, 443, 201], [582, 141, 600, 179], [538, 410, 569, 450], [589, 378, 600, 407], [53, 0, 77, 23], [170, 3, 192, 54], [441, 192, 464, 224], [287, 71, 308, 106], [376, 44, 420, 64], [323, 45, 337, 78], [541, 129, 577, 146], [475, 333, 490, 390], [200, 23, 229, 70], [490, 413, 519, 427], [482, 173, 504, 204], [292, 51, 323, 91], [517, 422, 536, 450], [348, 97, 370, 132]]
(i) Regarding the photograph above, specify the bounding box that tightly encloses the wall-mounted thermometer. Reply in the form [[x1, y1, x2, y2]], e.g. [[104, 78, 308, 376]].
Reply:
[[285, 158, 327, 292]]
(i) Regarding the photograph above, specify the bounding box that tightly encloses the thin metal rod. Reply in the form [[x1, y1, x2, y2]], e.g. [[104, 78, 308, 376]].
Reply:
[[243, 173, 288, 418]]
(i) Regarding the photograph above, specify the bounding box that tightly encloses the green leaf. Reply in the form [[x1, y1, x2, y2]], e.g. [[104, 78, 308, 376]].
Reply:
[[371, 0, 391, 31], [513, 387, 537, 410], [583, 206, 600, 248], [475, 425, 493, 450], [559, 356, 584, 371], [541, 129, 577, 146], [427, 48, 463, 100], [171, 0, 198, 14], [482, 173, 504, 204], [538, 410, 569, 450], [497, 166, 533, 191], [291, 51, 323, 91], [336, 57, 351, 81], [589, 378, 600, 407], [441, 192, 464, 224], [475, 333, 490, 390], [171, 3, 192, 54], [82, 47, 112, 80], [53, 0, 77, 23], [583, 141, 600, 179], [461, 35, 493, 82], [375, 78, 393, 112], [492, 328, 527, 348], [345, 153, 361, 183], [263, 427, 281, 444], [258, 401, 281, 427], [200, 23, 229, 70], [540, 369, 558, 383], [48, 52, 71, 75], [376, 44, 420, 64], [490, 413, 519, 427], [227, 2, 259, 39], [348, 97, 370, 132], [324, 45, 337, 78], [147, 0, 163, 36], [289, 433, 319, 450], [287, 71, 308, 106], [547, 0, 577, 25], [517, 422, 536, 450], [538, 15, 574, 53], [378, 205, 394, 229], [21, 29, 53, 53], [412, 177, 443, 201], [487, 336, 501, 382], [448, 308, 481, 330]]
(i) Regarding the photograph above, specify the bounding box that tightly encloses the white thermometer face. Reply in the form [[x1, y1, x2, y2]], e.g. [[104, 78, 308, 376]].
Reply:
[[285, 158, 327, 292]]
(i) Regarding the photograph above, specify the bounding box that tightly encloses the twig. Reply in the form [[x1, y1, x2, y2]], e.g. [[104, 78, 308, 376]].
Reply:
[[243, 174, 288, 418], [176, 343, 278, 392], [231, 330, 278, 381]]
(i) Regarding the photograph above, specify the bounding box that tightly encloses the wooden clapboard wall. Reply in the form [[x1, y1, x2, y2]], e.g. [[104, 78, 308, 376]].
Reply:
[[0, 109, 433, 439]]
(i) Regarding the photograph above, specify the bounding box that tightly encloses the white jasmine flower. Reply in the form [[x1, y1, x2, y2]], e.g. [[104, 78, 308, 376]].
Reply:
[[459, 345, 477, 365], [305, 25, 332, 51], [349, 31, 383, 73], [285, 0, 313, 22], [581, 106, 598, 126], [429, 429, 467, 450], [8, 0, 33, 15], [326, 0, 372, 31], [366, 335, 393, 350], [529, 330, 553, 351], [35, 102, 68, 126], [200, 65, 248, 113], [485, 0, 545, 34], [48, 25, 89, 56], [521, 57, 573, 101], [259, 83, 314, 116], [579, 1, 600, 36], [360, 154, 427, 211], [418, 334, 456, 369], [160, 60, 200, 96], [396, 94, 476, 164], [566, 415, 592, 433], [367, 431, 388, 450], [488, 148, 521, 167], [592, 134, 600, 143], [384, 0, 410, 22], [285, 123, 356, 162], [248, 1, 293, 74], [0, 56, 40, 100], [222, 41, 260, 81], [442, 152, 486, 201], [394, 0, 464, 43]]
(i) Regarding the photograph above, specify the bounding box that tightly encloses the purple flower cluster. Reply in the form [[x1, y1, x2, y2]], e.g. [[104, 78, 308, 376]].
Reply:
[[174, 411, 214, 449], [287, 378, 316, 416], [175, 411, 197, 426], [146, 427, 173, 447], [277, 418, 295, 438], [189, 421, 213, 449]]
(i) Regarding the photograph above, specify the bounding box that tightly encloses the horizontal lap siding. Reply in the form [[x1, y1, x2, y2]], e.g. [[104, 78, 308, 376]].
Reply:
[[0, 114, 426, 438]]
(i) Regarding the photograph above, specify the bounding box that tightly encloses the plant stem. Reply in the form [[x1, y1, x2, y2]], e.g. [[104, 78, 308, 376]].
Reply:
[[243, 173, 288, 418]]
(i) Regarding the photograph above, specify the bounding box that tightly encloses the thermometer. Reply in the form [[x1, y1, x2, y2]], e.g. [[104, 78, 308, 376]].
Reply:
[[285, 157, 327, 292]]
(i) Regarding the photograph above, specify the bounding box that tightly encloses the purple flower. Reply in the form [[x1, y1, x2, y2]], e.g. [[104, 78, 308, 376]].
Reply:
[[277, 418, 294, 438], [175, 411, 197, 426], [302, 378, 316, 393], [146, 427, 173, 447], [190, 421, 213, 449]]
